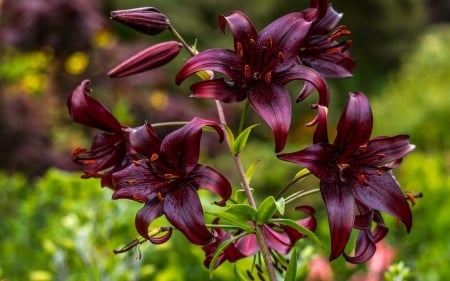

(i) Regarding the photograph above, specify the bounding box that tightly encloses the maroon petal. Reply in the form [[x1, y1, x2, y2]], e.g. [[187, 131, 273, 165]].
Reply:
[[352, 169, 412, 232], [135, 199, 165, 241], [108, 41, 182, 78], [190, 79, 247, 103], [334, 92, 373, 160], [344, 230, 376, 263], [277, 143, 338, 183], [110, 7, 170, 36], [67, 80, 122, 133], [277, 64, 329, 106], [175, 49, 243, 85], [233, 233, 259, 257], [248, 83, 291, 152], [128, 122, 162, 157], [219, 11, 257, 58], [191, 164, 231, 206], [160, 117, 223, 174], [263, 225, 292, 254], [163, 185, 213, 245], [320, 181, 355, 261]]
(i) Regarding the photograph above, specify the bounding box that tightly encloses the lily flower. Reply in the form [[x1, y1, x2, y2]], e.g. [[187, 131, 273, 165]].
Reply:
[[111, 118, 232, 245], [298, 0, 355, 78], [176, 10, 328, 152], [278, 92, 414, 263], [204, 206, 316, 268]]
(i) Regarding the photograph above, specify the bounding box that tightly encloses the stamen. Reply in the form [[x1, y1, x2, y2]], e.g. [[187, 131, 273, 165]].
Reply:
[[244, 64, 251, 79], [127, 179, 137, 184], [250, 38, 256, 46], [133, 194, 146, 203], [80, 159, 98, 165], [71, 147, 86, 158], [277, 51, 284, 64], [246, 270, 255, 281], [357, 174, 366, 185], [157, 192, 164, 201], [236, 42, 244, 58], [133, 160, 142, 166], [150, 153, 159, 161]]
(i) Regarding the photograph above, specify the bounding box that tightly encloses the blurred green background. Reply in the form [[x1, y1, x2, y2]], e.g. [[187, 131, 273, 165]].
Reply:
[[1, 0, 449, 280]]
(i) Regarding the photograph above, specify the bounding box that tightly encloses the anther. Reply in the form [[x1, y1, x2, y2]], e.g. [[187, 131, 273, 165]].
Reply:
[[244, 64, 251, 79], [133, 160, 142, 166], [157, 192, 165, 201], [150, 153, 159, 161], [357, 174, 366, 185], [277, 51, 284, 64], [133, 194, 146, 203]]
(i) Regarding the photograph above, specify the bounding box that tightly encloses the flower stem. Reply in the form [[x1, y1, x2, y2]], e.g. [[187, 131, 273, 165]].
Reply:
[[214, 100, 278, 281]]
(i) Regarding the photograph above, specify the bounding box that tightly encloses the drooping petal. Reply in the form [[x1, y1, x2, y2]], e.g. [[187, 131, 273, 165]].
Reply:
[[277, 143, 338, 183], [191, 164, 231, 206], [108, 41, 182, 78], [110, 7, 170, 36], [276, 64, 329, 106], [352, 169, 412, 232], [67, 80, 122, 133], [320, 181, 355, 261], [219, 11, 257, 58], [175, 49, 244, 85], [160, 117, 224, 174], [334, 92, 373, 160], [190, 79, 247, 103], [248, 83, 291, 152], [344, 230, 376, 263], [134, 199, 166, 242], [163, 184, 213, 245], [308, 104, 329, 144], [263, 225, 293, 254], [232, 233, 259, 257]]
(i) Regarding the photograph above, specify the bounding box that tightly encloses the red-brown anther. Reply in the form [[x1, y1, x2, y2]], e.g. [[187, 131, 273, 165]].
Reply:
[[133, 160, 142, 166], [277, 51, 284, 64], [359, 144, 368, 152], [244, 64, 251, 79], [80, 159, 98, 165], [376, 153, 385, 160], [133, 194, 147, 203], [328, 25, 351, 42], [157, 192, 164, 201], [110, 7, 170, 36], [71, 147, 86, 159], [236, 42, 244, 58], [150, 153, 159, 161], [357, 174, 366, 185]]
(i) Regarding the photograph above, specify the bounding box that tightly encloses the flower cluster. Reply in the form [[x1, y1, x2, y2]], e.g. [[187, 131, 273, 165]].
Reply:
[[68, 0, 416, 279]]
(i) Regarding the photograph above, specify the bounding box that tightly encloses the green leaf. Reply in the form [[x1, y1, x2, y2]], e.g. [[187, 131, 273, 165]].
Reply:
[[284, 248, 297, 281], [245, 160, 260, 184], [232, 124, 259, 155], [209, 232, 249, 279], [293, 168, 311, 182], [224, 124, 235, 151], [269, 218, 323, 247], [207, 204, 256, 232], [234, 264, 248, 281], [255, 196, 283, 225]]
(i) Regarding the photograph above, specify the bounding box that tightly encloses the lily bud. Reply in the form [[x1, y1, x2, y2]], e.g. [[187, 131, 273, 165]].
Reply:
[[111, 7, 170, 36], [108, 41, 182, 78]]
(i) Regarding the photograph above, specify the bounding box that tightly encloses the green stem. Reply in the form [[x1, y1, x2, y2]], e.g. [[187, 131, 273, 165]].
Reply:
[[275, 171, 311, 199], [151, 121, 188, 128], [238, 100, 250, 134]]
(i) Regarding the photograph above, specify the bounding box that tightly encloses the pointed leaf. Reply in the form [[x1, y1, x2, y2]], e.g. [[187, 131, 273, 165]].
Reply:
[[245, 160, 260, 184], [269, 218, 323, 247], [232, 124, 259, 155], [207, 204, 256, 232], [284, 248, 298, 281], [234, 264, 248, 281], [224, 124, 236, 151], [256, 196, 281, 225]]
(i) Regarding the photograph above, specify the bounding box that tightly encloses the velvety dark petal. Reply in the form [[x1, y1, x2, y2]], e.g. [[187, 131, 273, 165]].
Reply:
[[191, 164, 231, 206], [301, 53, 354, 78], [190, 79, 247, 103], [320, 181, 355, 261], [111, 160, 165, 201], [248, 83, 291, 152], [334, 92, 373, 160], [276, 64, 329, 106], [344, 230, 376, 264], [307, 104, 329, 144], [160, 117, 223, 174], [277, 143, 338, 183], [294, 205, 317, 234], [128, 122, 162, 157], [354, 135, 415, 167], [258, 12, 312, 70], [219, 11, 257, 58], [371, 211, 389, 242], [108, 41, 182, 78], [135, 199, 165, 241], [67, 80, 122, 133], [203, 225, 231, 268], [163, 184, 213, 245], [310, 0, 342, 33], [352, 168, 412, 232], [175, 49, 243, 85]]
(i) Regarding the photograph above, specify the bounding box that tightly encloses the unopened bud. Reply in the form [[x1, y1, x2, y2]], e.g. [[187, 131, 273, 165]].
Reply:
[[111, 7, 170, 36], [108, 41, 182, 78]]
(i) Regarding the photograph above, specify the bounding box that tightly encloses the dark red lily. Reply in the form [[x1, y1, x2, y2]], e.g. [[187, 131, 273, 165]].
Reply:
[[175, 10, 328, 152], [204, 206, 316, 269], [278, 92, 414, 263], [299, 0, 355, 78], [111, 118, 232, 245]]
